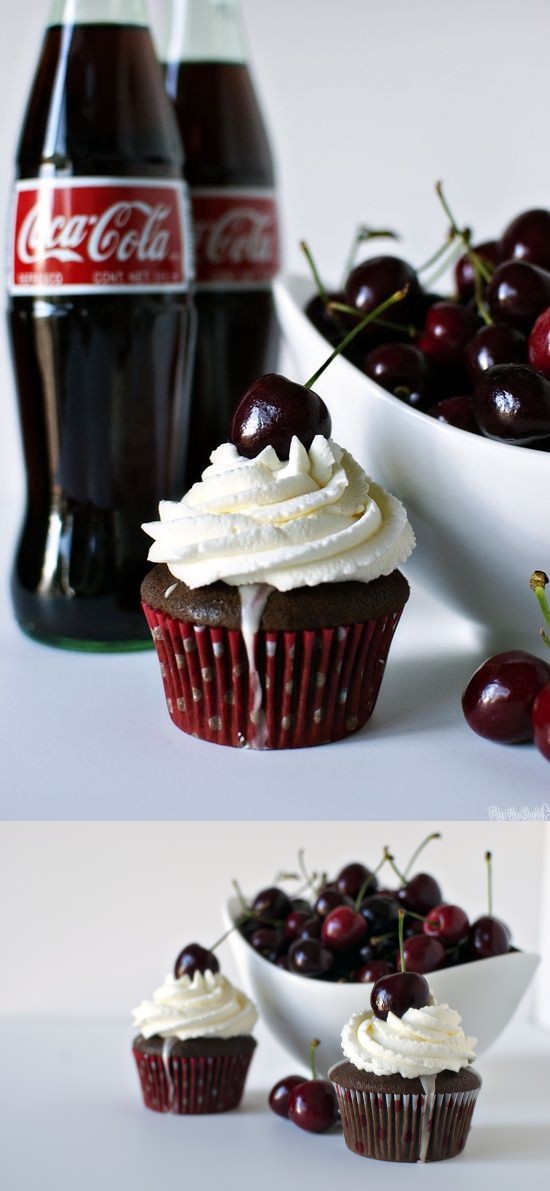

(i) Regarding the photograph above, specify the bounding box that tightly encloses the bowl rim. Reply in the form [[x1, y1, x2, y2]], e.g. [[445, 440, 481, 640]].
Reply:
[[275, 272, 550, 473], [224, 895, 540, 993]]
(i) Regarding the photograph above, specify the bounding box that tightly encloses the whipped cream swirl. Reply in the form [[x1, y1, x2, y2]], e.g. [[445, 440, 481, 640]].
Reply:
[[132, 970, 258, 1041], [143, 435, 414, 591], [341, 996, 477, 1079]]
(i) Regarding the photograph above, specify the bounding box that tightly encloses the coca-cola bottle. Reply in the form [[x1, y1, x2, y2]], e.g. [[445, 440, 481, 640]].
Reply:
[[8, 0, 195, 649], [159, 0, 281, 483]]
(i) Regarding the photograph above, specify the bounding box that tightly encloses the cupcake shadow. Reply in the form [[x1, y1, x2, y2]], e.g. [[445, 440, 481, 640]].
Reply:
[[365, 650, 475, 739]]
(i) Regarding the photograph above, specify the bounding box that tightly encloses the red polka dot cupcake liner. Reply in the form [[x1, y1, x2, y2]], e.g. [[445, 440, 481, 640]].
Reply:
[[132, 1046, 254, 1114], [332, 1082, 480, 1163], [141, 602, 403, 748]]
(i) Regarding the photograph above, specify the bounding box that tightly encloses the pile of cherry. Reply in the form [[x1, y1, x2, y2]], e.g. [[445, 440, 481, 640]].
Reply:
[[304, 195, 550, 448], [235, 840, 512, 986]]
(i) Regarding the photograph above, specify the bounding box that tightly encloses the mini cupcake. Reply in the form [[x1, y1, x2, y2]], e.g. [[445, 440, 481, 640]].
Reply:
[[330, 992, 481, 1163], [141, 375, 414, 749], [132, 968, 258, 1114]]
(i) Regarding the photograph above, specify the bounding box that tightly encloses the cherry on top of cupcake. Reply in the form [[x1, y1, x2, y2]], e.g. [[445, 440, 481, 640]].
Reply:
[[229, 283, 410, 461]]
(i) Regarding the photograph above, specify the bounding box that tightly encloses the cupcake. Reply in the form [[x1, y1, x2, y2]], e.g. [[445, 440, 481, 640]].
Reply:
[[141, 373, 415, 749], [330, 991, 481, 1163], [132, 967, 258, 1114]]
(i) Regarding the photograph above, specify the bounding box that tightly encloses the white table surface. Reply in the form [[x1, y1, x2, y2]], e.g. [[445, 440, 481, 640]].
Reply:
[[1, 500, 549, 822], [1, 1012, 549, 1191]]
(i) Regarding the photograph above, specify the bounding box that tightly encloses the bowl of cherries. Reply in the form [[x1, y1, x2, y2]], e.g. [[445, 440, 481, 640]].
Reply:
[[224, 837, 539, 1073], [274, 192, 549, 639]]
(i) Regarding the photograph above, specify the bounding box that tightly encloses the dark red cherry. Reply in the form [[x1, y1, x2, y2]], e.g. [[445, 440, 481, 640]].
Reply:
[[355, 959, 393, 983], [370, 970, 430, 1019], [298, 917, 323, 941], [321, 905, 367, 951], [469, 915, 511, 959], [417, 301, 480, 367], [364, 342, 433, 410], [499, 208, 550, 271], [528, 307, 550, 377], [473, 363, 550, 444], [397, 935, 446, 974], [532, 683, 550, 761], [462, 650, 550, 743], [269, 1074, 306, 1118], [358, 894, 399, 934], [314, 888, 352, 918], [428, 395, 479, 433], [345, 255, 421, 321], [287, 938, 334, 978], [174, 942, 219, 980], [305, 291, 349, 346], [487, 261, 550, 330], [287, 1079, 339, 1133], [230, 374, 331, 461], [397, 873, 442, 915], [454, 240, 500, 302], [424, 904, 469, 945], [249, 927, 285, 961], [464, 323, 526, 385], [284, 910, 312, 941], [251, 886, 292, 922], [336, 862, 378, 899]]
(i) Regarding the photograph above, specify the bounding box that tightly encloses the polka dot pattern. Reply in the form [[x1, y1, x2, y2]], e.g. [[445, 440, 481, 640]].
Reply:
[[141, 600, 403, 749], [333, 1082, 479, 1163], [132, 1046, 254, 1115]]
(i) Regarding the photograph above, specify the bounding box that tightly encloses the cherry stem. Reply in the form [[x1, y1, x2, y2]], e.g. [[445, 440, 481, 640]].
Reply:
[[304, 286, 409, 390], [403, 832, 441, 880], [485, 851, 493, 917], [341, 223, 400, 285], [384, 846, 406, 885], [231, 880, 282, 928], [354, 852, 389, 910], [417, 232, 455, 275], [434, 181, 494, 323], [530, 570, 550, 651], [398, 909, 407, 973], [328, 300, 417, 337], [309, 1038, 321, 1081], [210, 922, 237, 951], [300, 240, 328, 306]]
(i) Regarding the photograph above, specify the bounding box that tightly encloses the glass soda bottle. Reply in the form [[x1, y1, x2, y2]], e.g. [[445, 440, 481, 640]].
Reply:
[[159, 0, 281, 483], [7, 0, 195, 650]]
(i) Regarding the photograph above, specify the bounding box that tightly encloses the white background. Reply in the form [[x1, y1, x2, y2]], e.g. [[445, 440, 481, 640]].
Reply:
[[1, 0, 550, 500]]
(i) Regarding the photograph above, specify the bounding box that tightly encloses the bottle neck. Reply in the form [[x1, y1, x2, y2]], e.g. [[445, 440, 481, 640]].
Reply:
[[160, 0, 247, 65], [47, 0, 149, 25]]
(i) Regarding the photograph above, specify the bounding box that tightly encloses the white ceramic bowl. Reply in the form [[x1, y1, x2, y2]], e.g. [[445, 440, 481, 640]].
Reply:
[[225, 898, 539, 1073], [274, 275, 549, 641]]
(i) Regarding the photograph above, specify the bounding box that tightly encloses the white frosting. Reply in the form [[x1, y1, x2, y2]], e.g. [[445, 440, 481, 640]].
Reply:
[[132, 969, 258, 1041], [341, 995, 477, 1079], [142, 435, 415, 591]]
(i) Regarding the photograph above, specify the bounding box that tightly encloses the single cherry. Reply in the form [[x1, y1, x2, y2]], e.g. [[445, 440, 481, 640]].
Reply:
[[174, 942, 219, 980], [397, 934, 446, 974], [336, 861, 378, 899], [314, 888, 352, 918], [462, 650, 550, 743], [487, 261, 550, 330], [417, 301, 480, 367], [428, 395, 479, 433], [473, 363, 550, 444], [230, 374, 331, 461], [423, 903, 469, 945], [358, 894, 399, 934], [249, 926, 285, 961], [287, 938, 334, 978], [397, 873, 442, 915], [468, 852, 511, 958], [464, 323, 526, 386], [305, 291, 350, 346], [284, 909, 312, 941], [251, 886, 292, 922], [345, 254, 420, 322], [532, 683, 550, 761], [499, 208, 550, 271], [287, 1041, 339, 1133], [269, 1074, 306, 1118], [528, 307, 550, 377], [455, 240, 500, 302], [356, 959, 393, 983], [321, 905, 367, 950], [371, 909, 430, 1018], [364, 342, 433, 409]]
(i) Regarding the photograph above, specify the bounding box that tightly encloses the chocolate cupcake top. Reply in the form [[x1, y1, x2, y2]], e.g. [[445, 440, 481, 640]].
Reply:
[[341, 992, 477, 1080], [132, 970, 258, 1042], [143, 435, 414, 592]]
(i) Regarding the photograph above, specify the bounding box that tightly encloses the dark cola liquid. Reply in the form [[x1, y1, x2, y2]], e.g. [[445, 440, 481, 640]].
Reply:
[[9, 24, 195, 648], [164, 61, 279, 485]]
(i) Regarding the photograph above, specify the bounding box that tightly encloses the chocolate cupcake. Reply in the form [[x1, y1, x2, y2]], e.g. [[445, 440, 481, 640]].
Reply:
[[330, 994, 481, 1163], [141, 429, 414, 749], [132, 969, 258, 1115]]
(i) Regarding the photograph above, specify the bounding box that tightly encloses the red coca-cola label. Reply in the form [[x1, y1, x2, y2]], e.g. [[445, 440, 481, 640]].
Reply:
[[191, 189, 280, 287], [9, 178, 193, 294]]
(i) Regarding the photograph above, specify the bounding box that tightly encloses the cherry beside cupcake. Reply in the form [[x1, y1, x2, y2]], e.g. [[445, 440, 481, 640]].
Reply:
[[141, 368, 415, 749]]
